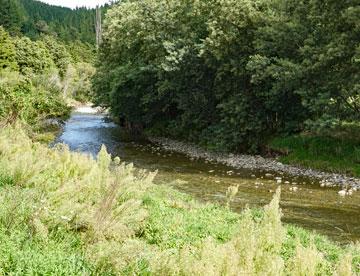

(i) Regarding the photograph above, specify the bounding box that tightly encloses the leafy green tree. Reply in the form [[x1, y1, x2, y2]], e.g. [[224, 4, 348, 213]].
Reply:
[[35, 20, 50, 34], [40, 36, 72, 78], [14, 36, 53, 75], [252, 0, 360, 129], [0, 27, 18, 70], [94, 0, 360, 152], [67, 40, 95, 64]]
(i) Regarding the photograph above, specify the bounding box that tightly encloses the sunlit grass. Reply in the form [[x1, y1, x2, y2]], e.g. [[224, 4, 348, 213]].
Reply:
[[271, 135, 360, 176], [0, 125, 359, 274]]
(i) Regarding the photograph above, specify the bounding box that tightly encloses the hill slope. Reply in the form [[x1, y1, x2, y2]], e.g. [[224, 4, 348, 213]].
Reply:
[[0, 0, 110, 44]]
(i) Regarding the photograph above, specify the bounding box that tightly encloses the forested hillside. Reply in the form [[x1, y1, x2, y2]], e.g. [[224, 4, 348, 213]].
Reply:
[[0, 0, 110, 44], [0, 0, 99, 131], [93, 0, 360, 155]]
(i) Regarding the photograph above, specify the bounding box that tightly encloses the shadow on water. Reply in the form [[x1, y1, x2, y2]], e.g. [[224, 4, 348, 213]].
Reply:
[[53, 112, 360, 244]]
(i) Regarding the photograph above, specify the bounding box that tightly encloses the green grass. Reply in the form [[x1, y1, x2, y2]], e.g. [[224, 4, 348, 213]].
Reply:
[[0, 125, 359, 274], [0, 173, 15, 187], [0, 187, 93, 274], [142, 186, 241, 248], [270, 135, 360, 176]]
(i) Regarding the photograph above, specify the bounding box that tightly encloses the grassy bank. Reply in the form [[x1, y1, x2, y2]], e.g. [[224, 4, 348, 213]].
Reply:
[[270, 135, 360, 177], [0, 126, 359, 275]]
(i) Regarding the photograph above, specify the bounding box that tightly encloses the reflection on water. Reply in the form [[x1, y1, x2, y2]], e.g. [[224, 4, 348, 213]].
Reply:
[[54, 112, 360, 243]]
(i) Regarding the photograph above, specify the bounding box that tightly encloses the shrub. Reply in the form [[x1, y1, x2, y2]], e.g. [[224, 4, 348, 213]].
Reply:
[[0, 70, 70, 125]]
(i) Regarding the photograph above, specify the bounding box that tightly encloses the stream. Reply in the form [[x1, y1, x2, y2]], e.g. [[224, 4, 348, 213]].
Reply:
[[54, 110, 360, 244]]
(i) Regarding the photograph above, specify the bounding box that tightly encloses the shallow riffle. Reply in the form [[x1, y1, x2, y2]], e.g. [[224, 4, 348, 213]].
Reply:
[[53, 110, 360, 243]]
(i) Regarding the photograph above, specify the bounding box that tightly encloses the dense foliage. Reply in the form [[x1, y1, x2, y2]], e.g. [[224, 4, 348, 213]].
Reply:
[[0, 126, 358, 274], [0, 25, 95, 125], [94, 0, 360, 152], [0, 0, 110, 44], [0, 27, 18, 70]]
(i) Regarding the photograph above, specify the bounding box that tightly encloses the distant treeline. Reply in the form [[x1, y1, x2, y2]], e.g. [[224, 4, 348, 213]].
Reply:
[[93, 0, 360, 152], [0, 0, 111, 44]]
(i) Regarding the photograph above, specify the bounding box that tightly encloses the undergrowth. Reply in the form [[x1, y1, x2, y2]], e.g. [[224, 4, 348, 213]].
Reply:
[[0, 125, 359, 275]]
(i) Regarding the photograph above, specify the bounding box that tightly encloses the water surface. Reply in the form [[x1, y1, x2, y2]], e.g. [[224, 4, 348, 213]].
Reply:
[[54, 112, 360, 243]]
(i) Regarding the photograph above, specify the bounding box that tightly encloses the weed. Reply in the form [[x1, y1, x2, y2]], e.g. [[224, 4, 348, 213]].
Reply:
[[0, 126, 359, 274]]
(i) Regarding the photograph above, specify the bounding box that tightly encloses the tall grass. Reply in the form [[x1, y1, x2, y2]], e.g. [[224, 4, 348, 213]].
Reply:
[[271, 135, 360, 176], [0, 125, 359, 274]]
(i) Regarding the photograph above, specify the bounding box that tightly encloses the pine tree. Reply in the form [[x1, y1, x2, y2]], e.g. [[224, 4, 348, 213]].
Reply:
[[0, 0, 24, 35]]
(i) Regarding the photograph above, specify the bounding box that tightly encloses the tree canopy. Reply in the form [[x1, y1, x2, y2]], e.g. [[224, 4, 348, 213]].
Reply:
[[93, 0, 360, 152]]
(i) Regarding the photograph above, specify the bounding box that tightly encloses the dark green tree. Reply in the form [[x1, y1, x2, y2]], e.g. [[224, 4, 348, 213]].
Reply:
[[14, 36, 53, 75], [93, 0, 360, 152], [0, 0, 24, 35]]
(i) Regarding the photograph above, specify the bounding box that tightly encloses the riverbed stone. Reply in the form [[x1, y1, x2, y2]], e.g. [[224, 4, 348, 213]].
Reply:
[[149, 137, 360, 191]]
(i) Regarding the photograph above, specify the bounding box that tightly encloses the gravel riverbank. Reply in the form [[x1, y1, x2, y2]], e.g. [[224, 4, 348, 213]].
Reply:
[[149, 137, 360, 192]]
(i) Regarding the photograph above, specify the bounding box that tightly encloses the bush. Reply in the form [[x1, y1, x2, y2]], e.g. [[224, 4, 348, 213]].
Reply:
[[0, 27, 95, 123], [0, 70, 70, 125], [0, 26, 18, 70]]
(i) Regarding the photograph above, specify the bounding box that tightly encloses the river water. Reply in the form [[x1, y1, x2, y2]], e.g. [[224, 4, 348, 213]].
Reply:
[[54, 111, 360, 243]]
